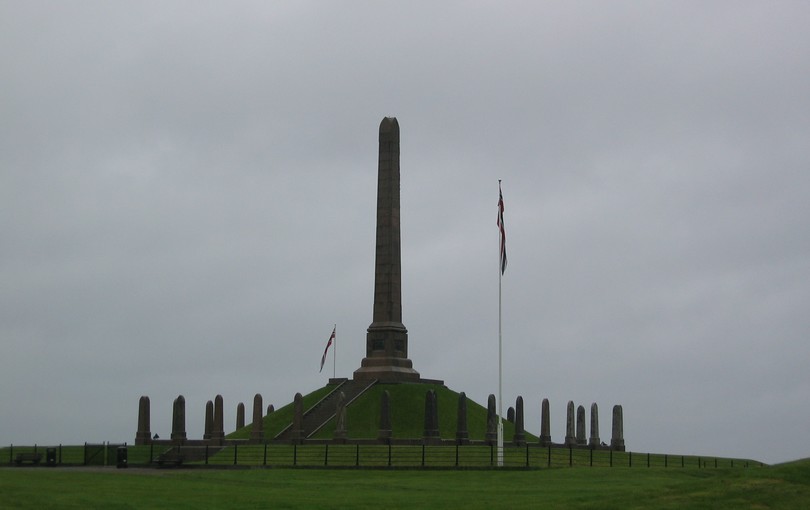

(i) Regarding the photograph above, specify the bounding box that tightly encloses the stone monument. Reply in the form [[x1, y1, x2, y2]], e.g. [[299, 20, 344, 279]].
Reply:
[[354, 117, 420, 382]]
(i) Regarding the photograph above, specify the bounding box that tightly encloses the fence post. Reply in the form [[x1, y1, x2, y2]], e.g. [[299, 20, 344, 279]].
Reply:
[[59, 444, 62, 465], [388, 443, 392, 467], [665, 454, 667, 468], [629, 451, 632, 468], [647, 452, 650, 468], [490, 444, 494, 467], [590, 448, 593, 467], [547, 444, 551, 468], [609, 448, 613, 467], [84, 442, 87, 466], [9, 444, 13, 464], [714, 458, 717, 468], [294, 444, 297, 466], [324, 444, 329, 467], [421, 444, 425, 467], [263, 443, 267, 466], [355, 444, 359, 467], [205, 445, 209, 465], [569, 445, 572, 467], [233, 444, 237, 465], [455, 444, 459, 467], [681, 455, 684, 468], [698, 456, 701, 468]]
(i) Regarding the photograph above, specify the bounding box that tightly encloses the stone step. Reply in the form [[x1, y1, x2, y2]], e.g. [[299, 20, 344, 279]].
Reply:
[[274, 379, 377, 440]]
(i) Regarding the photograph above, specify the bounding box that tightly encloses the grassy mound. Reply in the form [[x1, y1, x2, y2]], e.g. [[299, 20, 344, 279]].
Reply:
[[228, 382, 537, 442]]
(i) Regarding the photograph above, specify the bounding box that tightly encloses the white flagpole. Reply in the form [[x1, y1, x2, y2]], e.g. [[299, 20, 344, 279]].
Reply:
[[497, 180, 504, 467], [498, 253, 504, 467], [333, 324, 336, 379]]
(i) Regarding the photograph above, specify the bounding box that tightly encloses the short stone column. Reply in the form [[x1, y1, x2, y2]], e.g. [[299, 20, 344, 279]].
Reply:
[[564, 401, 575, 446], [456, 392, 469, 445], [485, 394, 497, 445], [378, 390, 392, 442], [513, 396, 526, 446], [291, 393, 304, 444], [588, 403, 600, 448], [334, 392, 348, 443], [423, 390, 440, 444], [250, 394, 264, 443], [266, 404, 275, 416], [212, 395, 225, 445], [611, 405, 625, 451], [507, 407, 515, 424], [576, 405, 586, 445], [171, 395, 187, 443], [136, 396, 151, 445], [204, 400, 213, 440], [539, 398, 551, 446], [236, 402, 246, 430]]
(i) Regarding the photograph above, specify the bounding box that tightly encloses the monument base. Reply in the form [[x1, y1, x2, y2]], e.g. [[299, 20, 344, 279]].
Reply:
[[354, 322, 422, 382], [353, 358, 421, 382]]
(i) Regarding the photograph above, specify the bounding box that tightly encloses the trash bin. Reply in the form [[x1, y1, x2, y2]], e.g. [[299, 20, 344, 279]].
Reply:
[[46, 448, 57, 467], [116, 446, 128, 468]]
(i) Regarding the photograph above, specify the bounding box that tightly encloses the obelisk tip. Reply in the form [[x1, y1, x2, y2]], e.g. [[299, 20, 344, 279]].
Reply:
[[379, 116, 399, 133]]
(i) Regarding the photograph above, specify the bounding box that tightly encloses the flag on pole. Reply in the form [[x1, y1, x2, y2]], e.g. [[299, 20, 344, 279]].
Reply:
[[497, 181, 507, 274], [319, 326, 336, 373]]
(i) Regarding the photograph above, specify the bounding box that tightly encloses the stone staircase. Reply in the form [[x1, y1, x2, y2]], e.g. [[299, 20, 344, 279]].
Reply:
[[274, 379, 377, 440]]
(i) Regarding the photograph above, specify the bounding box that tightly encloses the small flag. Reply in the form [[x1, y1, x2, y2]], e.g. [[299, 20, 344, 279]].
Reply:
[[497, 181, 507, 274], [319, 326, 336, 373]]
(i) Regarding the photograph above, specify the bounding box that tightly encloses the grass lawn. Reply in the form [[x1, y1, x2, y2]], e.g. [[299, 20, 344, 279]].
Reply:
[[1, 459, 809, 509]]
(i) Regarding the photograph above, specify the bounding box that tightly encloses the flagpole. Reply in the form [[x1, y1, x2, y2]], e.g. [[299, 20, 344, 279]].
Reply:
[[497, 180, 504, 467], [333, 324, 336, 379], [498, 248, 504, 467]]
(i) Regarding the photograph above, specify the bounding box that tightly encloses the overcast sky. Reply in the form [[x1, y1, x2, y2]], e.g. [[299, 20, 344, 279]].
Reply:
[[2, 1, 808, 465]]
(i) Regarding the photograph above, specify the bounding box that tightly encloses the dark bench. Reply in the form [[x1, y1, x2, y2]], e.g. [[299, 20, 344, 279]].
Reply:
[[155, 451, 184, 466], [14, 452, 42, 465]]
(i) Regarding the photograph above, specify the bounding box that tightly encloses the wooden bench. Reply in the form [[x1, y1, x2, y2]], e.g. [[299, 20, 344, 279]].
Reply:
[[14, 452, 42, 465]]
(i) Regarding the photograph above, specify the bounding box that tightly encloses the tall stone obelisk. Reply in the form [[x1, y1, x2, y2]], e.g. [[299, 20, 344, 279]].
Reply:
[[354, 117, 421, 382]]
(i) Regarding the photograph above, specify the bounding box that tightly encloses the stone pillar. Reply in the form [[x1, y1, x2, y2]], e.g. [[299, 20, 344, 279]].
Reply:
[[423, 390, 440, 443], [334, 392, 348, 443], [236, 402, 245, 430], [507, 407, 515, 424], [589, 403, 600, 448], [564, 401, 575, 446], [204, 400, 213, 440], [354, 117, 420, 383], [611, 405, 625, 451], [267, 404, 274, 416], [291, 392, 304, 444], [539, 398, 551, 446], [378, 390, 392, 442], [456, 392, 469, 445], [171, 395, 186, 443], [486, 394, 497, 445], [136, 396, 151, 445], [212, 394, 224, 445], [513, 396, 526, 446], [576, 405, 586, 445], [250, 394, 263, 443]]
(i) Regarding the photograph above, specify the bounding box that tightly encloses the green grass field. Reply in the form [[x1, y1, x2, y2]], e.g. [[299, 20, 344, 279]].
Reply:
[[2, 459, 809, 509]]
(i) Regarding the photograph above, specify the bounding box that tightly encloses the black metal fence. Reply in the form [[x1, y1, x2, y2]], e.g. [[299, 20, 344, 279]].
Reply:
[[3, 443, 762, 469]]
